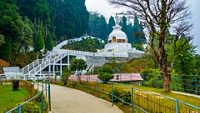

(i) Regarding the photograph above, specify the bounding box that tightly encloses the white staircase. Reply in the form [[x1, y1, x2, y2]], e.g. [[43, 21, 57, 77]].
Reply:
[[17, 36, 133, 78], [19, 49, 96, 76], [20, 51, 64, 75]]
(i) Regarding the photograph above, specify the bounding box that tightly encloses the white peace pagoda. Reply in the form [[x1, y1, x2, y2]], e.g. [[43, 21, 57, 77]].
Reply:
[[96, 15, 143, 58], [103, 15, 132, 52]]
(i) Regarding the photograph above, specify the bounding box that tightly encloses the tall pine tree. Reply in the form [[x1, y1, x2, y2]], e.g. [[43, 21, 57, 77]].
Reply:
[[45, 31, 54, 51], [132, 17, 146, 44], [107, 16, 115, 36], [99, 16, 108, 40], [34, 21, 45, 58], [120, 16, 127, 35], [88, 12, 107, 40], [127, 22, 133, 43]]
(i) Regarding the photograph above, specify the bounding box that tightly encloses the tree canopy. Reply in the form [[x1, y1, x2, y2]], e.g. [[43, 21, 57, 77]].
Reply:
[[107, 16, 115, 36], [88, 12, 108, 40], [0, 0, 89, 66]]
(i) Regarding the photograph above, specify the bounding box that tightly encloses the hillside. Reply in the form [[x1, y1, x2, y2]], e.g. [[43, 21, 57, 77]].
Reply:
[[62, 37, 105, 52], [94, 55, 155, 74]]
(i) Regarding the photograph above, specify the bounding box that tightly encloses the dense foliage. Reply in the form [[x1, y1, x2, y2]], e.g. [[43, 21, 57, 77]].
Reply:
[[61, 68, 72, 85], [110, 88, 131, 104], [70, 58, 87, 82], [119, 16, 146, 50], [97, 65, 114, 83], [70, 59, 87, 71], [62, 37, 105, 52], [88, 12, 146, 44], [88, 12, 108, 40], [0, 0, 89, 66], [141, 69, 163, 88], [107, 16, 115, 36], [0, 0, 33, 62], [102, 56, 155, 73]]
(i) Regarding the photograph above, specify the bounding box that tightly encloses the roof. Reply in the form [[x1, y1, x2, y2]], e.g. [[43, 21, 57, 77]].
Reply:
[[108, 25, 127, 41], [112, 73, 143, 82], [69, 73, 143, 82]]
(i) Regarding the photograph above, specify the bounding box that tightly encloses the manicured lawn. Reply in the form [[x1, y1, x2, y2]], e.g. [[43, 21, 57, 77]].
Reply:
[[0, 85, 29, 112]]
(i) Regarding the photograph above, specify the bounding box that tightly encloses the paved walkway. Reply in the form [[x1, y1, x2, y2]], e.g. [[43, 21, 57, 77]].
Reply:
[[50, 84, 123, 113]]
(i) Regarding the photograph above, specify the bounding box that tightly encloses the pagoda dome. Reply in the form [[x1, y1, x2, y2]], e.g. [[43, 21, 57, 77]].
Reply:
[[108, 25, 127, 42], [107, 15, 128, 43]]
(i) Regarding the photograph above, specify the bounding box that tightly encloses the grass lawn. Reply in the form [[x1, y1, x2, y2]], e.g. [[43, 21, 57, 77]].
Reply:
[[118, 83, 200, 107], [0, 85, 29, 112]]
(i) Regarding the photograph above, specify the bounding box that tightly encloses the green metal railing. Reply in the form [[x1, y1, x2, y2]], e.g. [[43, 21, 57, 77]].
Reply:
[[114, 82, 200, 113], [171, 74, 200, 95], [5, 77, 51, 113], [72, 80, 148, 113], [71, 80, 200, 113]]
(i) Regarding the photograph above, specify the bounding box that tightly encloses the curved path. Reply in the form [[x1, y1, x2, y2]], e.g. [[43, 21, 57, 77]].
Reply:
[[50, 84, 123, 113]]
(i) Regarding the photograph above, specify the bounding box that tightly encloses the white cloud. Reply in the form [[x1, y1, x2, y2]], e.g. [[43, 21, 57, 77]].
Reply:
[[85, 0, 123, 19]]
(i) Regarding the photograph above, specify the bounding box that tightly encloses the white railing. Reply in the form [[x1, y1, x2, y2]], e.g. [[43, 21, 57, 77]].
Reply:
[[19, 47, 132, 76], [28, 50, 67, 75], [20, 51, 58, 74]]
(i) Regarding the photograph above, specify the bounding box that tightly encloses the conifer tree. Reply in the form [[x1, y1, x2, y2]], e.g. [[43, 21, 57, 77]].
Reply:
[[132, 17, 146, 44], [120, 16, 127, 34], [34, 21, 45, 58], [127, 23, 133, 43], [107, 16, 115, 36], [45, 32, 54, 51]]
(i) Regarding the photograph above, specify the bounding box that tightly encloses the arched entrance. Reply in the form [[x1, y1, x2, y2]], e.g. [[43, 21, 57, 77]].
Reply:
[[112, 36, 117, 43]]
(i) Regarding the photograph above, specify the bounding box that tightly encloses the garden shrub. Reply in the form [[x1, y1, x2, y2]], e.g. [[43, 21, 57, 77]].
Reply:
[[109, 88, 120, 102], [98, 65, 114, 83], [20, 80, 36, 95], [98, 73, 114, 83], [22, 102, 40, 113], [61, 68, 71, 85], [109, 88, 131, 104], [141, 69, 163, 88]]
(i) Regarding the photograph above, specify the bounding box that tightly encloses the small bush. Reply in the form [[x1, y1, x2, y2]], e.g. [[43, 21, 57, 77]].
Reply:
[[22, 102, 40, 113], [98, 65, 114, 83], [20, 80, 36, 95], [61, 68, 71, 85], [98, 73, 114, 83], [141, 69, 163, 88], [110, 88, 131, 104]]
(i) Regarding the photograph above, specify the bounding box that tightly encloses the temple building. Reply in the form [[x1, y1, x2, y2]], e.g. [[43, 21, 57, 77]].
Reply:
[[96, 14, 144, 59], [103, 15, 133, 52]]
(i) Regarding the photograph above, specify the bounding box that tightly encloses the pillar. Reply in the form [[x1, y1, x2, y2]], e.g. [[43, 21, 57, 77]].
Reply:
[[67, 55, 70, 69], [60, 60, 63, 76]]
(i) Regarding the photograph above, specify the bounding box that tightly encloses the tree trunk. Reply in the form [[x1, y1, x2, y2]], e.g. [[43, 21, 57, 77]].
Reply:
[[36, 51, 40, 59], [76, 70, 81, 83], [158, 28, 171, 93], [163, 73, 171, 93], [160, 53, 171, 93]]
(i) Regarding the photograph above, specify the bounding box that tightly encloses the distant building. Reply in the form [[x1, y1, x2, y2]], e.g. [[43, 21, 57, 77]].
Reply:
[[69, 73, 143, 85], [2, 67, 21, 79], [96, 14, 144, 55], [102, 15, 133, 52]]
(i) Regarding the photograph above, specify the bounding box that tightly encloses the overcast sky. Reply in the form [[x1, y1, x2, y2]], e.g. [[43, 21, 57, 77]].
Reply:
[[86, 0, 200, 54]]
